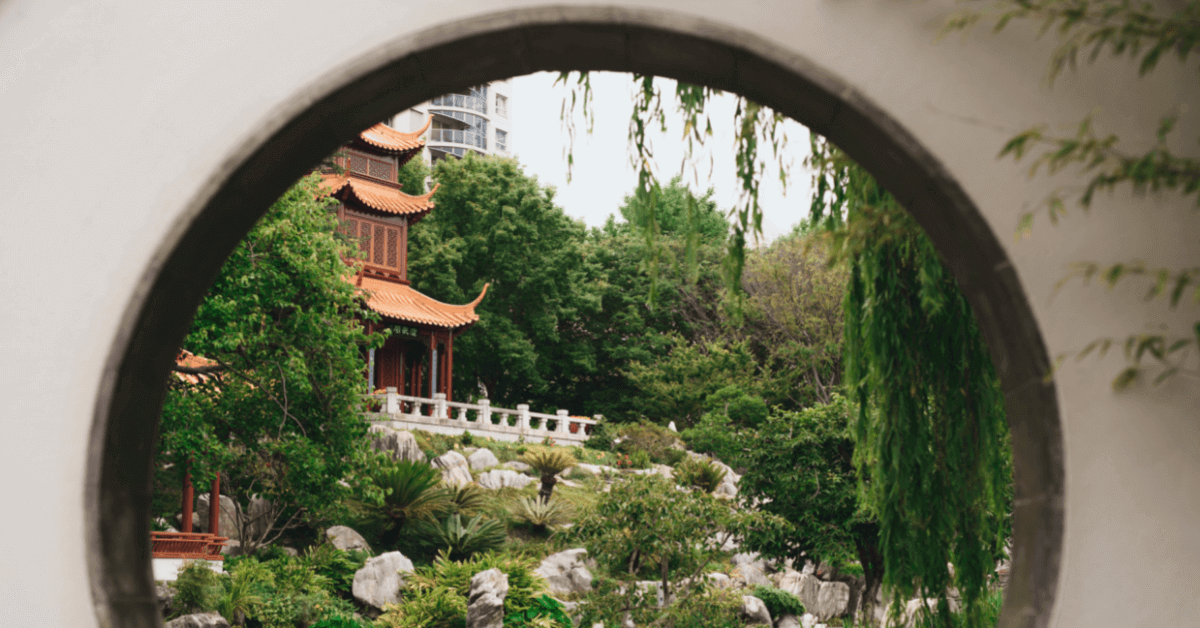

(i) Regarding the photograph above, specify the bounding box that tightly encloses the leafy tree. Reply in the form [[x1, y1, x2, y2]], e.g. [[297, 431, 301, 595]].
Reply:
[[737, 396, 883, 624], [157, 173, 382, 552], [571, 474, 786, 624], [809, 141, 1011, 628], [408, 153, 603, 408]]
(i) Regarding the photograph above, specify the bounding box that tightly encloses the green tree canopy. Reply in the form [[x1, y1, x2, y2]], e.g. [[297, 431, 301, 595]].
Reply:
[[157, 173, 381, 551]]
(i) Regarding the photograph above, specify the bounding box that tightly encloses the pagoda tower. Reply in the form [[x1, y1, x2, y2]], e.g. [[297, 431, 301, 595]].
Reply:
[[321, 117, 486, 403]]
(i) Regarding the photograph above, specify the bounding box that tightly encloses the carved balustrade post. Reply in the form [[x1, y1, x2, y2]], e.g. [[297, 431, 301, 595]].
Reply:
[[517, 404, 530, 430], [385, 387, 399, 414], [479, 399, 490, 425], [556, 409, 570, 434], [433, 393, 447, 419]]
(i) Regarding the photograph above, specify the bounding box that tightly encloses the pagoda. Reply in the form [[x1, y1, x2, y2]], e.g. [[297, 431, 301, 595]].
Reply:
[[321, 117, 486, 403]]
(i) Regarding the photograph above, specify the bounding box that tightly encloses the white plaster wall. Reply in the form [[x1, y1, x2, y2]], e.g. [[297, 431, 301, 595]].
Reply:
[[0, 2, 1195, 626], [151, 559, 223, 583]]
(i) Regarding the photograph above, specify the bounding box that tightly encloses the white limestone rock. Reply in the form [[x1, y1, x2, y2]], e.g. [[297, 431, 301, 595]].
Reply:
[[536, 548, 594, 595], [667, 421, 677, 432], [738, 561, 773, 588], [573, 463, 617, 477], [706, 572, 733, 589], [369, 424, 427, 463], [741, 595, 773, 626], [433, 451, 473, 487], [467, 568, 508, 628], [468, 448, 500, 470], [477, 469, 534, 490], [814, 581, 851, 620], [503, 460, 532, 472], [164, 612, 229, 628], [326, 525, 371, 552], [195, 494, 238, 538], [352, 551, 415, 610], [777, 614, 803, 628]]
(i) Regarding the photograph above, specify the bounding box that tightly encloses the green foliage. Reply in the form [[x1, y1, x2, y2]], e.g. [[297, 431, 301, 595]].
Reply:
[[406, 551, 548, 616], [738, 397, 872, 573], [410, 153, 602, 410], [353, 460, 452, 549], [310, 618, 373, 628], [511, 496, 573, 532], [396, 154, 430, 196], [809, 141, 1011, 627], [751, 585, 806, 619], [445, 483, 487, 517], [624, 338, 766, 428], [583, 420, 616, 451], [459, 430, 475, 447], [678, 412, 740, 465], [673, 457, 727, 493], [612, 421, 683, 465], [299, 543, 370, 596], [376, 586, 467, 628], [418, 515, 508, 561], [660, 587, 745, 628], [504, 594, 571, 628], [170, 561, 222, 616], [570, 474, 784, 603], [157, 174, 381, 551]]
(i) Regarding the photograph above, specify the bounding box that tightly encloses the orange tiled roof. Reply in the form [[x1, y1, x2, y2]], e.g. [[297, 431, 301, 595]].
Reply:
[[358, 117, 431, 153], [357, 276, 488, 330], [321, 174, 438, 216], [175, 350, 219, 385]]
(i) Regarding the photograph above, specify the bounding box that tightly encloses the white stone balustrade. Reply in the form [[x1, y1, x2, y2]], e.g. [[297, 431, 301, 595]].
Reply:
[[365, 389, 597, 444]]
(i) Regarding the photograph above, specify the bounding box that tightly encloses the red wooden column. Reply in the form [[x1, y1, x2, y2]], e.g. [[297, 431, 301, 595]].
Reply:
[[208, 471, 221, 536], [181, 462, 194, 533], [446, 332, 454, 403]]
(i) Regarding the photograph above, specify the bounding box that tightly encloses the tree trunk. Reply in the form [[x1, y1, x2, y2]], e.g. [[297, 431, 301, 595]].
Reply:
[[854, 522, 885, 627], [539, 474, 557, 502]]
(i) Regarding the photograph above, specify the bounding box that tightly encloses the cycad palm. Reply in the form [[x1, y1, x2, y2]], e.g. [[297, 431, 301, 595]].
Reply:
[[520, 448, 577, 502], [362, 460, 452, 547]]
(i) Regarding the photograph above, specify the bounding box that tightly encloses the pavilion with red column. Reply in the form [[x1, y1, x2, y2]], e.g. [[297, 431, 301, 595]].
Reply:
[[321, 118, 487, 403]]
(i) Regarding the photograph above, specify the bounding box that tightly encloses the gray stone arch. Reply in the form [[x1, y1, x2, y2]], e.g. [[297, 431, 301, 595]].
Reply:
[[83, 8, 1062, 628]]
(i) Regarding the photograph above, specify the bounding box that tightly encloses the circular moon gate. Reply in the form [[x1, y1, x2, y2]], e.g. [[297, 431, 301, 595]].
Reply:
[[86, 10, 1061, 628]]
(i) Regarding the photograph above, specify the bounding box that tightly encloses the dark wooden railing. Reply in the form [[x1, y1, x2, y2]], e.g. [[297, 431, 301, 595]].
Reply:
[[151, 532, 228, 561]]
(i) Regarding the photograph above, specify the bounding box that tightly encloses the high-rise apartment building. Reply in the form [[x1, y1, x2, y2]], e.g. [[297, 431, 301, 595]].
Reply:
[[386, 79, 512, 165]]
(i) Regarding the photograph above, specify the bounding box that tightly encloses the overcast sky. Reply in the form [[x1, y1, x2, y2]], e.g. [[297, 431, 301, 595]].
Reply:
[[509, 72, 814, 244]]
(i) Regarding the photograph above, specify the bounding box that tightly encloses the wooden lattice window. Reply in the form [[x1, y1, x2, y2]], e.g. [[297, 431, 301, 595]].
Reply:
[[341, 148, 396, 182], [341, 210, 405, 275]]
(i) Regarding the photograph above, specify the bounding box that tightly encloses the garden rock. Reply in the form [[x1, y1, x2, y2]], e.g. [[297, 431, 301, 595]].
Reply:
[[477, 469, 534, 490], [741, 595, 773, 626], [369, 424, 426, 463], [668, 421, 677, 432], [776, 614, 803, 628], [504, 460, 531, 472], [574, 463, 617, 476], [195, 494, 238, 538], [737, 561, 773, 588], [814, 581, 850, 620], [352, 551, 414, 610], [467, 568, 508, 628], [536, 548, 594, 595], [155, 583, 176, 616], [164, 612, 229, 628], [468, 448, 500, 470], [780, 572, 822, 616], [801, 613, 819, 628], [219, 539, 240, 556], [433, 451, 473, 487], [326, 525, 371, 552]]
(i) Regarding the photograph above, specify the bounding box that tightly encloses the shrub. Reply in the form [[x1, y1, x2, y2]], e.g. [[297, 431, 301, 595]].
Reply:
[[751, 585, 806, 619], [354, 460, 452, 549], [504, 594, 571, 628], [679, 411, 741, 465], [254, 590, 356, 628], [511, 496, 573, 532], [310, 617, 373, 628], [407, 551, 548, 616], [584, 420, 616, 451], [615, 421, 682, 465], [170, 561, 222, 616], [663, 588, 744, 628], [300, 543, 369, 596], [628, 449, 652, 469], [376, 586, 467, 628], [418, 514, 507, 561], [675, 457, 727, 493]]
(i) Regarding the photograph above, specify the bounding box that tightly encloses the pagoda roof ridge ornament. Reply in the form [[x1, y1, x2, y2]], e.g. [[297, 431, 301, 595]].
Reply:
[[357, 116, 431, 154]]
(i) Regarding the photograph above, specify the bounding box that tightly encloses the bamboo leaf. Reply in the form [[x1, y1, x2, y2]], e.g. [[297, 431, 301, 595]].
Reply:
[[1112, 367, 1140, 390]]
